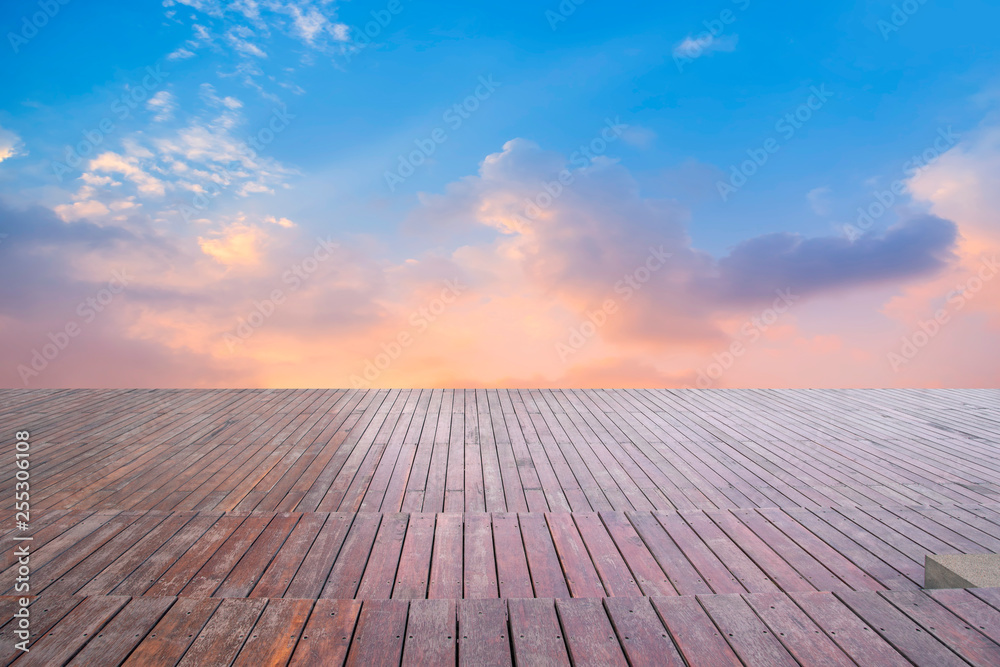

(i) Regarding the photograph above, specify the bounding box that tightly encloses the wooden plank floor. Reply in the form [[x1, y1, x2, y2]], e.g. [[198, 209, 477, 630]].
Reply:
[[1, 388, 998, 665], [5, 506, 1000, 601], [2, 590, 1000, 666]]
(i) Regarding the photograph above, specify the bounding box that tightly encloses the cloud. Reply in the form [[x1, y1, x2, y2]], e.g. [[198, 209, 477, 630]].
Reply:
[[164, 0, 351, 73], [264, 215, 296, 228], [54, 199, 111, 222], [87, 152, 167, 196], [0, 126, 25, 163], [807, 186, 832, 215], [673, 33, 738, 59], [621, 125, 657, 149], [0, 132, 979, 389], [146, 91, 178, 122], [62, 92, 295, 211], [710, 214, 958, 304], [198, 221, 268, 266]]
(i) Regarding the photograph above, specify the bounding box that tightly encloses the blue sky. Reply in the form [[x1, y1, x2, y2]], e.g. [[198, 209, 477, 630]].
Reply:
[[1, 0, 999, 388]]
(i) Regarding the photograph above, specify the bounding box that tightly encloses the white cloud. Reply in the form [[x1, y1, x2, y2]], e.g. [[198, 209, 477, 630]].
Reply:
[[54, 199, 111, 222], [673, 33, 738, 59], [0, 126, 25, 163], [264, 215, 296, 228], [621, 125, 657, 149], [147, 91, 178, 122], [88, 152, 167, 197], [80, 173, 121, 187], [807, 186, 833, 216], [167, 47, 196, 60]]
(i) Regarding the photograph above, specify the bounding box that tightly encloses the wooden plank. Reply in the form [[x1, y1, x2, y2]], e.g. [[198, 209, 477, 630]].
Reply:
[[345, 599, 409, 666], [969, 585, 1000, 611], [519, 512, 571, 599], [111, 512, 223, 596], [289, 599, 361, 667], [215, 512, 301, 597], [40, 512, 172, 596], [555, 597, 628, 666], [627, 512, 711, 595], [604, 597, 685, 667], [122, 598, 223, 666], [684, 510, 785, 594], [508, 597, 571, 667], [459, 598, 512, 667], [743, 592, 855, 666], [791, 591, 909, 666], [478, 388, 509, 512], [0, 595, 86, 664], [66, 596, 175, 666], [428, 513, 464, 599], [722, 508, 851, 593], [650, 596, 741, 667], [927, 587, 1000, 645], [835, 590, 966, 666], [417, 389, 451, 513], [443, 390, 466, 512], [656, 512, 746, 595], [698, 593, 798, 666], [599, 512, 675, 597], [14, 596, 129, 667], [5, 514, 144, 595], [320, 513, 382, 599], [285, 513, 355, 599], [400, 389, 441, 513], [177, 513, 271, 597], [402, 599, 456, 666], [782, 507, 919, 590], [464, 389, 486, 512], [881, 590, 1000, 665], [232, 598, 315, 667], [358, 388, 421, 513], [130, 517, 241, 599], [756, 507, 886, 592], [393, 512, 436, 599], [546, 512, 606, 597], [356, 512, 409, 599], [177, 598, 267, 667], [573, 513, 642, 597], [488, 389, 530, 512], [251, 511, 328, 598], [492, 512, 534, 598], [464, 512, 498, 598]]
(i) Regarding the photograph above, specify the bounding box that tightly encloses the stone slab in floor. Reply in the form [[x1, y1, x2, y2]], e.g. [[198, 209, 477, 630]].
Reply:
[[926, 554, 1000, 589]]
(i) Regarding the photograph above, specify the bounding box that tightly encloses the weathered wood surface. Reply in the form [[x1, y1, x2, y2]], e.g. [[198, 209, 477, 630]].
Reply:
[[1, 388, 997, 665]]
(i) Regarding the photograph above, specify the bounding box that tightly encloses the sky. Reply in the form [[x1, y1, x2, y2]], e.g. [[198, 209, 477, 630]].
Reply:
[[0, 0, 998, 388]]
